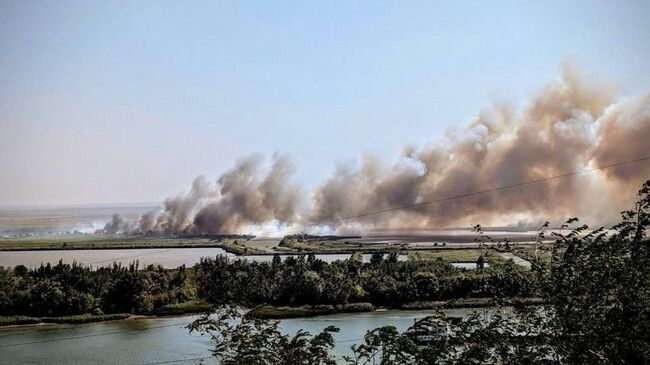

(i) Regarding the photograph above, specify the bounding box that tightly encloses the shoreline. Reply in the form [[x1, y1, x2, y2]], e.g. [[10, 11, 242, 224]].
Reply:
[[0, 297, 544, 329], [0, 243, 225, 252], [0, 244, 529, 253], [247, 297, 545, 319], [0, 300, 214, 328]]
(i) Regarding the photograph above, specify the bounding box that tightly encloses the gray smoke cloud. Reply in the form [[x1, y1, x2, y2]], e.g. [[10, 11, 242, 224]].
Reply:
[[311, 65, 650, 231], [126, 153, 303, 235], [103, 66, 650, 235], [99, 214, 132, 235]]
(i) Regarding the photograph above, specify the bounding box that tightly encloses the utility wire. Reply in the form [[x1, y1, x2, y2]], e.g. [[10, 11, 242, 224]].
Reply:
[[135, 356, 210, 365], [257, 155, 650, 236], [2, 156, 648, 346], [18, 155, 650, 267]]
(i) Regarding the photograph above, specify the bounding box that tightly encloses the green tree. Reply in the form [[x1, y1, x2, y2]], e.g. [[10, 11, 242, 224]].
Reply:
[[188, 307, 338, 365]]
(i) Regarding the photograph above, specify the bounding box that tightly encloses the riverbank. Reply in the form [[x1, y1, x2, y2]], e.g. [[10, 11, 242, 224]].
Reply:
[[0, 297, 545, 327], [0, 313, 132, 327], [0, 300, 213, 327], [0, 234, 537, 252], [0, 235, 275, 255], [398, 297, 545, 310], [0, 235, 220, 251], [247, 303, 376, 319], [245, 297, 544, 319]]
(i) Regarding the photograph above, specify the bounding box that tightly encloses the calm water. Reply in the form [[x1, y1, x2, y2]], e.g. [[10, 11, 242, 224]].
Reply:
[[0, 248, 485, 269], [0, 308, 478, 364]]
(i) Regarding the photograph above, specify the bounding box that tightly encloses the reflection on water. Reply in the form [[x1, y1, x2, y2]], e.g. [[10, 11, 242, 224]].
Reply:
[[0, 316, 214, 365], [0, 308, 482, 364]]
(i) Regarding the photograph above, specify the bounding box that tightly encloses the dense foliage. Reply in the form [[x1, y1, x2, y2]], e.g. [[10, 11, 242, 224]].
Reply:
[[192, 181, 650, 365], [0, 252, 537, 320], [0, 262, 193, 316], [189, 307, 340, 365], [0, 254, 533, 318], [194, 253, 535, 308]]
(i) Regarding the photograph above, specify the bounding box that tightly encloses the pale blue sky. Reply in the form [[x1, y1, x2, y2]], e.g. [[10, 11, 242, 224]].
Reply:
[[1, 1, 649, 205]]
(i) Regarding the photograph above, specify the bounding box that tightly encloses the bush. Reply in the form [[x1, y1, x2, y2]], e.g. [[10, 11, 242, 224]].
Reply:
[[150, 300, 213, 315], [337, 302, 374, 312], [0, 316, 40, 326], [40, 313, 130, 324]]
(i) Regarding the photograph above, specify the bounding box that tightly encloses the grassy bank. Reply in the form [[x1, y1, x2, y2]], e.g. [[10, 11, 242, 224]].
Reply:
[[0, 298, 546, 326], [216, 240, 266, 255], [399, 297, 546, 310], [247, 303, 375, 319], [0, 313, 130, 327], [0, 235, 276, 255], [0, 300, 213, 327], [148, 300, 213, 315], [0, 235, 223, 251], [0, 234, 537, 260], [245, 297, 545, 319], [408, 248, 493, 262]]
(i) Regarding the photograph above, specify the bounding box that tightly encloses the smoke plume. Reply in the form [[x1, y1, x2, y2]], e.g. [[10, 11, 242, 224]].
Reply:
[[103, 66, 650, 235], [126, 154, 303, 235], [99, 214, 132, 235], [312, 66, 650, 230]]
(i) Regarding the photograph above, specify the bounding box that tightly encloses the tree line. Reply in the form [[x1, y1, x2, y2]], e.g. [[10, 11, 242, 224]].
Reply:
[[194, 252, 535, 308], [0, 261, 193, 316], [0, 249, 535, 318]]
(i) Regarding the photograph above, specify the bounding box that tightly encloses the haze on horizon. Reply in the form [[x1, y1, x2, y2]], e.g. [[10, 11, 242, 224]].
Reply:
[[1, 1, 650, 221]]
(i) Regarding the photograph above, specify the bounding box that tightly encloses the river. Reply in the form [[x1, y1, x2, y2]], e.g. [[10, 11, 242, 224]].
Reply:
[[0, 308, 482, 364], [0, 248, 484, 269]]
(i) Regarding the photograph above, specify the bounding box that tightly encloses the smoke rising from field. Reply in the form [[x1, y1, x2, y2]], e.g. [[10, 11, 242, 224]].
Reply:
[[101, 214, 132, 234], [311, 66, 650, 231], [122, 154, 304, 235], [102, 66, 650, 235]]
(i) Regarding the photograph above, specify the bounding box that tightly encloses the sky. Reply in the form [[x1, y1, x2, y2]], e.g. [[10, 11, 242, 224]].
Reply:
[[1, 1, 649, 206]]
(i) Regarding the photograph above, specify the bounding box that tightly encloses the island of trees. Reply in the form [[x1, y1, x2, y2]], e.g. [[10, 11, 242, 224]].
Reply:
[[0, 245, 533, 321]]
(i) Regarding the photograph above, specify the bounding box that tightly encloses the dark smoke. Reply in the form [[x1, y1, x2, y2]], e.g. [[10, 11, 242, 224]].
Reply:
[[311, 66, 650, 231], [98, 214, 131, 235], [103, 66, 650, 235], [125, 153, 303, 235]]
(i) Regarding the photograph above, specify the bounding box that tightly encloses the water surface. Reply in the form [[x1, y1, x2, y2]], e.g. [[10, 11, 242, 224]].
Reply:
[[0, 248, 485, 269], [0, 308, 480, 364]]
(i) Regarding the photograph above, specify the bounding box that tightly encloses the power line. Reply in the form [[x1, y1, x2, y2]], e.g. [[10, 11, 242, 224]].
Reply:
[[3, 156, 647, 360], [336, 337, 364, 343], [258, 155, 650, 236], [23, 155, 649, 267], [136, 356, 210, 365]]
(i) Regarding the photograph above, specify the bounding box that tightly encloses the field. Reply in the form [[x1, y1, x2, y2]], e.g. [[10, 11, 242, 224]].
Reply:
[[0, 235, 223, 251], [408, 248, 494, 262], [0, 204, 157, 235], [0, 234, 537, 269]]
